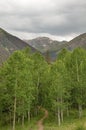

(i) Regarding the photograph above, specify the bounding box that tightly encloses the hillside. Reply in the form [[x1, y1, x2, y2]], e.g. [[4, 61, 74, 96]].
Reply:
[[0, 28, 86, 63], [25, 37, 67, 53], [25, 34, 86, 60], [0, 28, 36, 53], [0, 44, 9, 65], [0, 28, 36, 64], [67, 33, 86, 50], [25, 33, 86, 54]]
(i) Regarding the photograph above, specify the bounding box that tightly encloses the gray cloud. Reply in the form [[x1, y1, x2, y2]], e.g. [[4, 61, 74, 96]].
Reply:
[[0, 0, 86, 40]]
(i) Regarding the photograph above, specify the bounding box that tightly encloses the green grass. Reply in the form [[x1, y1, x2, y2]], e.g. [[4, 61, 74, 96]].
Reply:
[[1, 117, 86, 130], [44, 117, 86, 130], [75, 125, 86, 130], [0, 121, 37, 130], [0, 117, 38, 130], [1, 110, 86, 130]]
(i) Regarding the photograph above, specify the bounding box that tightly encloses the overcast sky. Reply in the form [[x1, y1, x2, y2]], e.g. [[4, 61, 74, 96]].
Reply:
[[0, 0, 86, 41]]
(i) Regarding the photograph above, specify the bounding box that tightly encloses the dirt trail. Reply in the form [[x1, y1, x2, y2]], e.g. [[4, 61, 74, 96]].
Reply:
[[37, 108, 48, 130]]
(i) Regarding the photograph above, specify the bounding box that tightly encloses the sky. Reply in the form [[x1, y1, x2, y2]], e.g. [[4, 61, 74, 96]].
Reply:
[[0, 0, 86, 41]]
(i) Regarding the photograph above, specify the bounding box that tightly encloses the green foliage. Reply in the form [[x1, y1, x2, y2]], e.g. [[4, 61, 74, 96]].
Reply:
[[0, 47, 86, 129]]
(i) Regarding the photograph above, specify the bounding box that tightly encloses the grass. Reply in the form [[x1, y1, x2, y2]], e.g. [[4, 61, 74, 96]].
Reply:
[[1, 117, 86, 130], [75, 125, 86, 130], [1, 110, 86, 130], [44, 117, 86, 130], [0, 117, 38, 130], [0, 121, 37, 130]]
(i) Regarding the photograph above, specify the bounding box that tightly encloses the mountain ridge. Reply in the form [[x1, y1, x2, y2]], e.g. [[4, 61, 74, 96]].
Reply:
[[0, 28, 36, 53], [0, 28, 37, 64], [25, 37, 67, 53], [25, 33, 86, 60], [0, 28, 86, 63], [67, 33, 86, 50]]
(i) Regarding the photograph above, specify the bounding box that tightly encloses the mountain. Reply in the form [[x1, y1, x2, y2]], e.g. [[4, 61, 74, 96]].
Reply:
[[25, 37, 67, 53], [25, 34, 86, 60], [67, 33, 86, 50], [0, 28, 86, 63], [0, 44, 10, 65], [0, 28, 36, 64], [0, 28, 36, 53], [25, 37, 67, 60]]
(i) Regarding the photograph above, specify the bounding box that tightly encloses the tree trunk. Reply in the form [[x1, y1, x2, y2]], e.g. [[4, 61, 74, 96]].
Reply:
[[22, 114, 24, 127], [58, 107, 61, 126], [76, 59, 79, 82], [13, 96, 16, 130], [61, 109, 63, 123], [34, 107, 38, 116], [67, 106, 69, 117], [76, 60, 83, 118], [9, 111, 12, 127], [28, 111, 30, 122], [61, 97, 63, 122], [79, 104, 82, 118], [18, 117, 20, 124], [37, 76, 40, 106]]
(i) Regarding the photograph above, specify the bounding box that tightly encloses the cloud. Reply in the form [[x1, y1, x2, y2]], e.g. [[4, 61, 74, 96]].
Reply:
[[0, 0, 86, 40]]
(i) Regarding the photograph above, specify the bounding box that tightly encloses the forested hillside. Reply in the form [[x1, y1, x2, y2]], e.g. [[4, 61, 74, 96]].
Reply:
[[0, 47, 86, 130]]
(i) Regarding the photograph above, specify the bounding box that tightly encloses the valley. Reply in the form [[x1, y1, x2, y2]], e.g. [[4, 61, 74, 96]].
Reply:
[[0, 28, 86, 130]]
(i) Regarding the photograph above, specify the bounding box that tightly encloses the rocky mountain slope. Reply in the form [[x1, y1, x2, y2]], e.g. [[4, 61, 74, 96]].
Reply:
[[67, 33, 86, 50], [0, 28, 86, 63], [25, 33, 86, 60], [0, 28, 36, 64], [25, 37, 67, 53], [0, 28, 36, 53], [0, 44, 9, 65]]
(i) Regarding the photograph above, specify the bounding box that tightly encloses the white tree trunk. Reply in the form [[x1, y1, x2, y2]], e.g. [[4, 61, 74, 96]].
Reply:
[[61, 109, 63, 123], [58, 107, 61, 126], [13, 96, 16, 130], [61, 97, 63, 122], [18, 117, 20, 124], [28, 111, 30, 122], [22, 114, 24, 127], [79, 104, 82, 118], [67, 106, 69, 117]]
